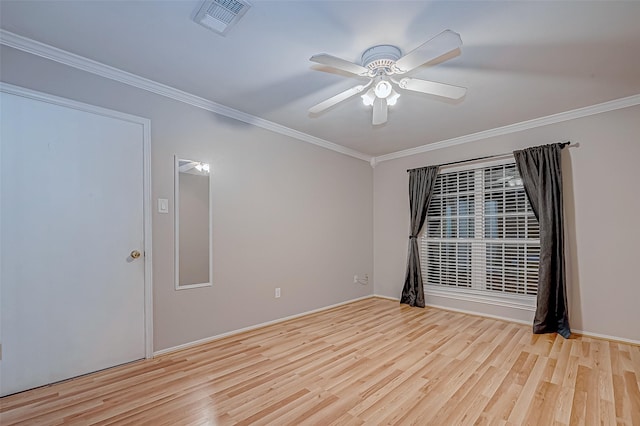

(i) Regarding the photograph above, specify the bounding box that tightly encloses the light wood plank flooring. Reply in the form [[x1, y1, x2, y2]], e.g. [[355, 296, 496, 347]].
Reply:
[[1, 297, 639, 425]]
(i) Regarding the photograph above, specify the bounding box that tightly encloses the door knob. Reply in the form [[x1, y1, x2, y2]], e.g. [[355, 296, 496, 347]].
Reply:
[[130, 250, 141, 259]]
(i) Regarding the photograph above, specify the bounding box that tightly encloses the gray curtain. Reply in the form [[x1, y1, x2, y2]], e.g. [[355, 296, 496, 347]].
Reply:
[[514, 143, 571, 338], [401, 166, 439, 307]]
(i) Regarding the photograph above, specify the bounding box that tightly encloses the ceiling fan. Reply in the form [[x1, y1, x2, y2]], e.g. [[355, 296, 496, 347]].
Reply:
[[308, 30, 467, 125]]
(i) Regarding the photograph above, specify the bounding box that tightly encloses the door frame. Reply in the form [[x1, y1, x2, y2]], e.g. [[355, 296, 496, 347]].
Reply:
[[0, 82, 154, 359]]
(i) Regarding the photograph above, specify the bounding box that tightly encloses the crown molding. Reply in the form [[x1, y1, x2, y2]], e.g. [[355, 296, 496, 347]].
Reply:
[[0, 29, 372, 163], [4, 30, 639, 167], [374, 93, 640, 163]]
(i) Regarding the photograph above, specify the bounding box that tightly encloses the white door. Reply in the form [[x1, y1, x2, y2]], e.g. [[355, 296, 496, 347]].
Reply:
[[0, 88, 150, 396]]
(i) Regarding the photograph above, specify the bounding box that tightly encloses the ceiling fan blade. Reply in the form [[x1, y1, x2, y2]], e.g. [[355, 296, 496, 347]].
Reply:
[[394, 30, 462, 74], [372, 97, 388, 125], [310, 54, 370, 76], [309, 84, 366, 114], [399, 78, 467, 99]]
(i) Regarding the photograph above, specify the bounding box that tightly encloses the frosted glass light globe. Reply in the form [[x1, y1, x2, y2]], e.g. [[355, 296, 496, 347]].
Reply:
[[374, 80, 392, 98]]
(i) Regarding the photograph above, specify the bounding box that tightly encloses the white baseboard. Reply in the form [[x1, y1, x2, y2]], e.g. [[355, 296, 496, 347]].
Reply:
[[155, 294, 639, 356], [426, 304, 640, 345], [373, 294, 531, 325], [372, 294, 400, 302], [424, 287, 536, 312], [153, 295, 374, 356], [374, 294, 639, 345], [571, 329, 640, 346], [424, 302, 532, 326]]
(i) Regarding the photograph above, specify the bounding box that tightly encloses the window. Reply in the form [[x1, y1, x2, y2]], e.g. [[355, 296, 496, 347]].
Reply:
[[420, 161, 539, 299]]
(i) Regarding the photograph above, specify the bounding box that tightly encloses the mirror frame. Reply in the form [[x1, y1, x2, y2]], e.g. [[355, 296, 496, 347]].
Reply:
[[174, 156, 212, 290]]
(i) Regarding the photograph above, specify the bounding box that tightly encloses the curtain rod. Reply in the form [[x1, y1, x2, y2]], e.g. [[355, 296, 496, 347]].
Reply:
[[406, 141, 572, 173]]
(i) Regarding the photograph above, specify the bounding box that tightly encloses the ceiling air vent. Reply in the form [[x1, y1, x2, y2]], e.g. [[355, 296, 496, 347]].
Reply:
[[193, 0, 251, 36]]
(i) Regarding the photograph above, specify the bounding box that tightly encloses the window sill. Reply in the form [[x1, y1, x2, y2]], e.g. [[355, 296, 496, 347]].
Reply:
[[424, 285, 536, 312]]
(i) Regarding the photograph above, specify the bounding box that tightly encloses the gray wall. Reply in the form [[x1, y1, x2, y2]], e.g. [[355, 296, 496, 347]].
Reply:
[[373, 105, 640, 342], [1, 46, 374, 351]]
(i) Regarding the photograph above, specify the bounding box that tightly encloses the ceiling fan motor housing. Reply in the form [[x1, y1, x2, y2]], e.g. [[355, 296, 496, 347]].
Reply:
[[361, 45, 402, 74]]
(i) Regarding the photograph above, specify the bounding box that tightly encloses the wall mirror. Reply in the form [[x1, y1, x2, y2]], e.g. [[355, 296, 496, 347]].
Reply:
[[175, 157, 212, 290]]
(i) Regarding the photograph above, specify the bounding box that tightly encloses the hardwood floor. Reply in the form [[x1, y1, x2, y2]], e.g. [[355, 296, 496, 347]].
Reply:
[[1, 297, 639, 425]]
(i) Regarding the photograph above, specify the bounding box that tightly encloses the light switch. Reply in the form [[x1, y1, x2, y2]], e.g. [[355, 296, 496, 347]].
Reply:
[[158, 198, 169, 214]]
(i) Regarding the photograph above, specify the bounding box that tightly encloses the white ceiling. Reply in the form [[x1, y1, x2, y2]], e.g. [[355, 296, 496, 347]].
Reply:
[[2, 1, 639, 158]]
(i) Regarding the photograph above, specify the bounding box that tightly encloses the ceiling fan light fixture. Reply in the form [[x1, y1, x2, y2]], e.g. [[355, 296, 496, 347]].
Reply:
[[308, 29, 465, 123], [361, 88, 375, 106], [387, 89, 400, 106], [374, 80, 392, 98]]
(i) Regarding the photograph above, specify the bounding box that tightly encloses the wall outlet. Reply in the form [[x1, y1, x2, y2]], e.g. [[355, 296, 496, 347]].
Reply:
[[275, 287, 281, 298], [353, 275, 358, 283]]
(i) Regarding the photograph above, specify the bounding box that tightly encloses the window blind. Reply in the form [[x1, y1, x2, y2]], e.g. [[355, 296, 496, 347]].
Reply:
[[420, 163, 540, 296]]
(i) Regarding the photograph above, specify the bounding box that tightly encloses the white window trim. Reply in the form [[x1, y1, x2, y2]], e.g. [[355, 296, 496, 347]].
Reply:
[[421, 155, 538, 312], [424, 283, 536, 311]]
